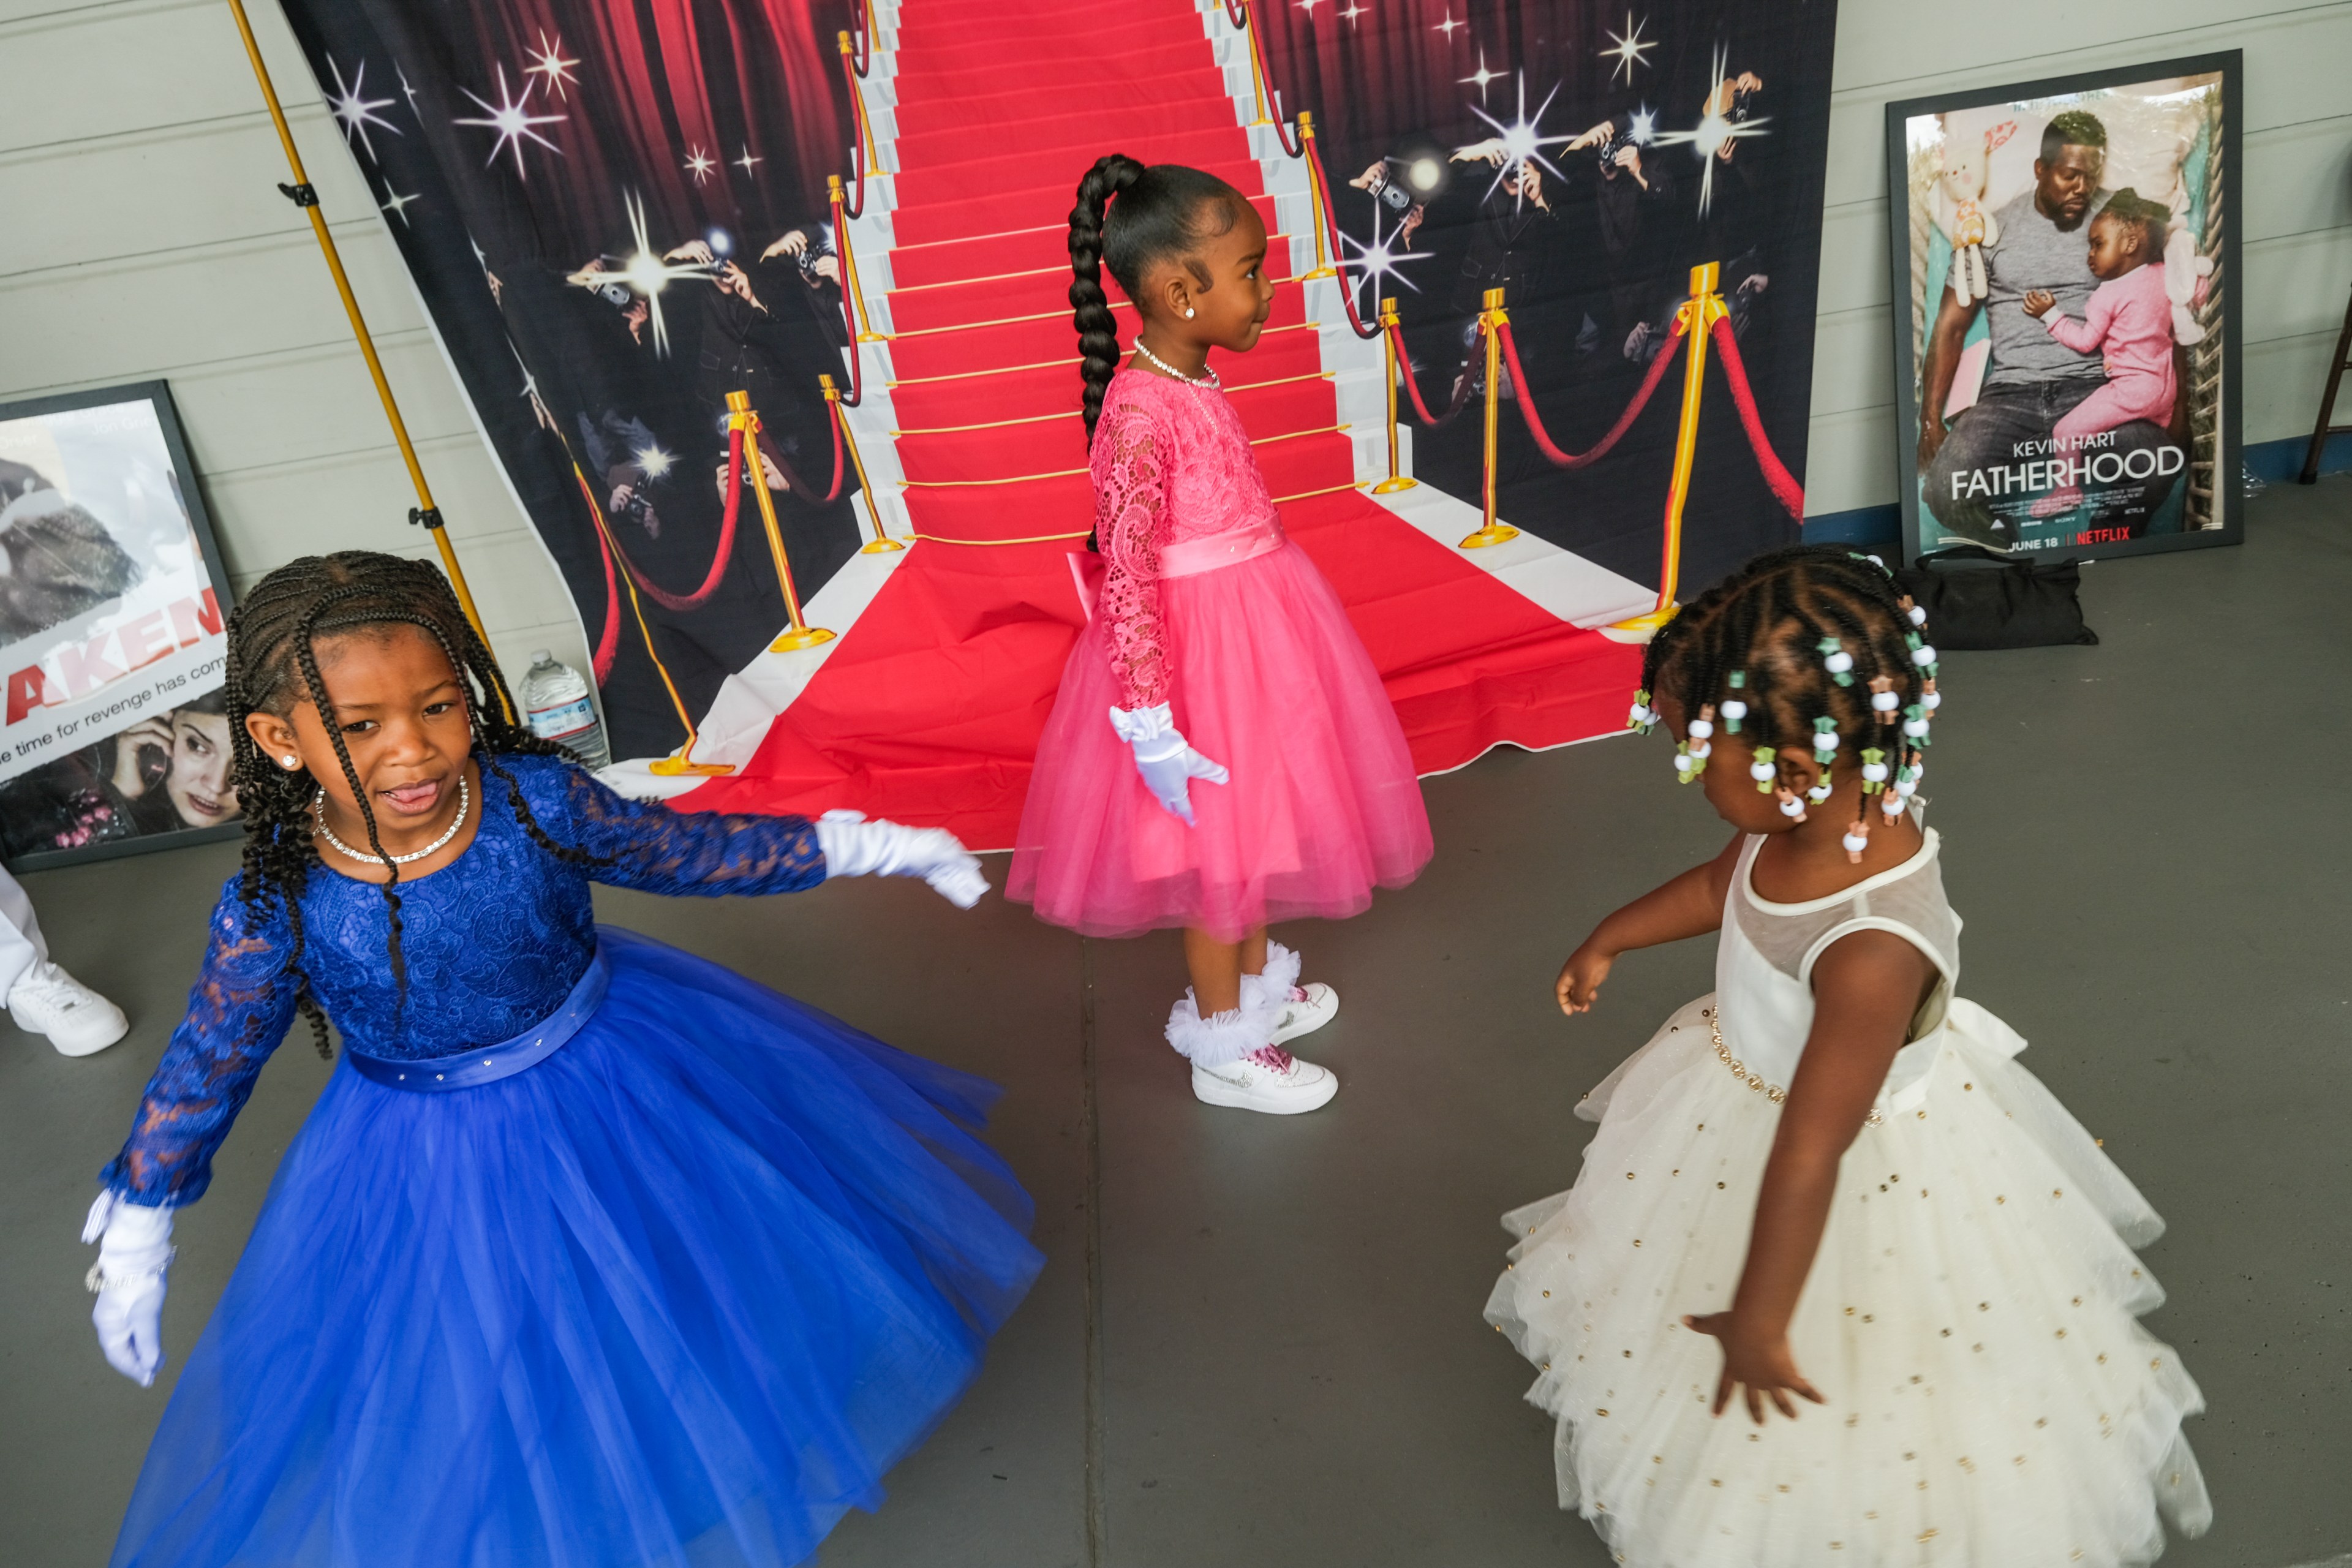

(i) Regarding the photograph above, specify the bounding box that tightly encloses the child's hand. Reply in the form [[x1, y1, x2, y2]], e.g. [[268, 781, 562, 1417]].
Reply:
[[1684, 1310, 1826, 1424], [2021, 288, 2055, 318], [1555, 942, 1615, 1015]]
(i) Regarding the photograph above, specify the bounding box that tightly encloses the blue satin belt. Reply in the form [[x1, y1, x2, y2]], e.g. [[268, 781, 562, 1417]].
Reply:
[[344, 950, 611, 1092]]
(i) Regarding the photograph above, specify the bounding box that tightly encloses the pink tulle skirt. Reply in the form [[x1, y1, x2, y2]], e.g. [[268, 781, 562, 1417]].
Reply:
[[1008, 541, 1432, 940]]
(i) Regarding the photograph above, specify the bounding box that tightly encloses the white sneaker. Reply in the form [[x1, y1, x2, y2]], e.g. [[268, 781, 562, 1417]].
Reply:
[[1190, 1049, 1338, 1115], [1268, 982, 1339, 1046], [10, 960, 129, 1057]]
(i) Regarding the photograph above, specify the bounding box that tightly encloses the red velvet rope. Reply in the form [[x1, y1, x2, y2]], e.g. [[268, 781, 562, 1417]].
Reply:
[[1385, 316, 1476, 428], [595, 425, 748, 619], [1303, 141, 1381, 341], [840, 45, 869, 221], [575, 467, 622, 684], [1496, 315, 1685, 469], [1221, 0, 1245, 24], [1707, 316, 1805, 521]]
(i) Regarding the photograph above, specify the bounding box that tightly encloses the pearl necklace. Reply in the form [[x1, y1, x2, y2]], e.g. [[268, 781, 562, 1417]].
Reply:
[[313, 775, 470, 866], [1133, 341, 1219, 388]]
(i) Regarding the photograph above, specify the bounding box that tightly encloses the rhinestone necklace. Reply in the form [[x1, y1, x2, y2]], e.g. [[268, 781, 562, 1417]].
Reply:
[[1132, 340, 1219, 388], [313, 774, 470, 867]]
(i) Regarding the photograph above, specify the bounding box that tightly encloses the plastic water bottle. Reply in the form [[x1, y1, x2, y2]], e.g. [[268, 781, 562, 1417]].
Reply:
[[518, 651, 610, 769]]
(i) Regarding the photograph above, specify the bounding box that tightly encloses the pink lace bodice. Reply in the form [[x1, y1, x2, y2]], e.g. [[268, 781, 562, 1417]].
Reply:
[[1091, 368, 1282, 709]]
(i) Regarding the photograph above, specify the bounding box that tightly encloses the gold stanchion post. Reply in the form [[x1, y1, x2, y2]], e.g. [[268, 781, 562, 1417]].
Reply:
[[1611, 262, 1728, 635], [728, 392, 836, 653], [1459, 287, 1521, 549], [822, 374, 902, 553], [837, 32, 890, 175], [1240, 0, 1276, 126], [1298, 113, 1337, 281], [1373, 300, 1418, 495], [222, 0, 502, 698], [828, 175, 888, 345]]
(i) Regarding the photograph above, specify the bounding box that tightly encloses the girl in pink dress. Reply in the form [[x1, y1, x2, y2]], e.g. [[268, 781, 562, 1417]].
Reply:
[[1007, 157, 1433, 1114], [2022, 190, 2179, 519]]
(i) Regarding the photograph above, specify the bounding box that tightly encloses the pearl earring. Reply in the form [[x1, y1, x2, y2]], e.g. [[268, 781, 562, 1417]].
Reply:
[[1183, 307, 1196, 318], [282, 756, 299, 769]]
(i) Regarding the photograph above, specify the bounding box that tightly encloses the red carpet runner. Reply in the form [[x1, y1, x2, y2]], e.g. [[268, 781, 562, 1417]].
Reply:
[[679, 0, 1639, 845]]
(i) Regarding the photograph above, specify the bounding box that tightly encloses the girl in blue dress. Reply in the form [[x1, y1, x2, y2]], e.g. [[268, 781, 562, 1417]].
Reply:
[[81, 551, 1042, 1568]]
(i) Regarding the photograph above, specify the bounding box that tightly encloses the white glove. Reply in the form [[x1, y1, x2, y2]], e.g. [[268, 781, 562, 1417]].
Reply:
[[1108, 703, 1229, 827], [83, 1191, 174, 1387], [815, 810, 990, 908]]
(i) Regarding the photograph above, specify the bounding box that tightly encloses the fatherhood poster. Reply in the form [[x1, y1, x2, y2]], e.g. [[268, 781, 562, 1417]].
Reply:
[[1886, 56, 2241, 562]]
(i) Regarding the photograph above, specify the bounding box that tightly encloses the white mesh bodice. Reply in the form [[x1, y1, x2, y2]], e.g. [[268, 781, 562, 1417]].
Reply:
[[1714, 823, 1963, 1114]]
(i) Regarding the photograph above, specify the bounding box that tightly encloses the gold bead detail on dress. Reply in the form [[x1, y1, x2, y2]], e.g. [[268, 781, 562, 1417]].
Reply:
[[1706, 1007, 1883, 1123]]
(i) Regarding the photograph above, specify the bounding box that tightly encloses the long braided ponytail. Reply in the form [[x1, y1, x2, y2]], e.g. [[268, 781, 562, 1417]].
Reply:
[[224, 551, 606, 1057], [1066, 154, 1248, 443]]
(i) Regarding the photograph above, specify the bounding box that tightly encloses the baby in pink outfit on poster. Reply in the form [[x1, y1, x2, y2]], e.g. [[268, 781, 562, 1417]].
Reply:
[[2021, 189, 2177, 519]]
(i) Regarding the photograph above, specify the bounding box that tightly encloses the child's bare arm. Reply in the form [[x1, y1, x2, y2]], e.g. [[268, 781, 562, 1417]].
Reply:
[[1686, 930, 1932, 1420], [1556, 832, 1745, 1014]]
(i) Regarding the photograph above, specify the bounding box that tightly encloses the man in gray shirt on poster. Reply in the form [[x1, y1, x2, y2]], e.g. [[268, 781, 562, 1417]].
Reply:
[[1916, 110, 2183, 548]]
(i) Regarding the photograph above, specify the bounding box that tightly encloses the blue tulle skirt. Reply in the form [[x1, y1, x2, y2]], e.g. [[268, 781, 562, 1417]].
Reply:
[[113, 930, 1042, 1568]]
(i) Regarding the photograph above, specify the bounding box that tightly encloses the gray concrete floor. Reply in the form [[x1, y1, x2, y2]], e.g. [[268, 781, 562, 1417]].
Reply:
[[4, 478, 2347, 1567]]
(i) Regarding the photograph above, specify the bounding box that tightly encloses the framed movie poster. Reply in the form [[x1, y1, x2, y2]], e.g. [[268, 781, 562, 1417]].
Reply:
[[0, 382, 239, 869], [1885, 52, 2241, 564]]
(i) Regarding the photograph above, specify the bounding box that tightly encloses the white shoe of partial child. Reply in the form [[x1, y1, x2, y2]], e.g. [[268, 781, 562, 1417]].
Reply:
[[1191, 1048, 1339, 1115], [9, 960, 129, 1056]]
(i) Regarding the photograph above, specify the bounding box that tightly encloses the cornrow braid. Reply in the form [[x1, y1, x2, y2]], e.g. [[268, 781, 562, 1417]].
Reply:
[[1642, 546, 1938, 807], [222, 551, 608, 1057]]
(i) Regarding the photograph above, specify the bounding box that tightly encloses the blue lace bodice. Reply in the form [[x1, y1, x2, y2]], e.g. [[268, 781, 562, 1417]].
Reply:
[[103, 755, 825, 1205]]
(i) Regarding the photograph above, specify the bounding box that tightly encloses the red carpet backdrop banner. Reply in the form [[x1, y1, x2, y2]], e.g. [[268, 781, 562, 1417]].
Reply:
[[276, 0, 1836, 842]]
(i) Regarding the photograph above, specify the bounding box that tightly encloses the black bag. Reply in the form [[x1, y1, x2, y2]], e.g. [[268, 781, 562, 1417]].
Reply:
[[1891, 545, 2098, 650]]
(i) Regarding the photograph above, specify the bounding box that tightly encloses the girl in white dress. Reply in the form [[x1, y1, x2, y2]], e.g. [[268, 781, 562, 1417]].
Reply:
[[1487, 546, 2209, 1566]]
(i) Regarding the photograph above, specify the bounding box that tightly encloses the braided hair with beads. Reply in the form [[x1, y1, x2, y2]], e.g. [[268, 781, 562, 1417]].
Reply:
[[222, 551, 608, 1057], [1636, 545, 1941, 856], [1066, 154, 1249, 443]]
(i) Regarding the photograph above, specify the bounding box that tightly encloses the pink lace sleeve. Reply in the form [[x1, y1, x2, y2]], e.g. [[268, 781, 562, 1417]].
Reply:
[[1093, 401, 1172, 710]]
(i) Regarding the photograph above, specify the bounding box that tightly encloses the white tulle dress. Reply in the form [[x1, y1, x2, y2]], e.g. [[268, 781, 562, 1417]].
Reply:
[[1487, 824, 2210, 1566]]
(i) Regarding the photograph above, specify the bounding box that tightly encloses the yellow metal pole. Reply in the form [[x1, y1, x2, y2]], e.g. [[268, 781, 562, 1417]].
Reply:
[[821, 375, 902, 552], [1372, 301, 1416, 494], [222, 0, 501, 684], [1298, 113, 1337, 281], [837, 32, 890, 175], [574, 467, 731, 777], [1613, 262, 1728, 633], [1459, 287, 1521, 549], [828, 176, 888, 345], [1241, 0, 1276, 126], [729, 392, 835, 653]]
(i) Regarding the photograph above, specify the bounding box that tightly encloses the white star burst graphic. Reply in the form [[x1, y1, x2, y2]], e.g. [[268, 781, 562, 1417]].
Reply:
[[631, 442, 677, 482], [455, 66, 566, 178], [1295, 0, 1325, 16], [1458, 48, 1502, 105], [734, 144, 763, 176], [325, 56, 401, 163], [565, 191, 718, 358], [1338, 202, 1432, 317], [1432, 9, 1463, 40], [1651, 43, 1770, 217], [1467, 74, 1576, 209], [1628, 104, 1658, 145], [524, 31, 581, 101], [397, 65, 420, 112], [378, 183, 421, 227], [1599, 12, 1655, 86], [1337, 0, 1367, 21], [683, 146, 717, 185]]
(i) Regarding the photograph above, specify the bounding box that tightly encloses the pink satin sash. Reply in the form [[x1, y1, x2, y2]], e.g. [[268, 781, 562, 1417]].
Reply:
[[1067, 515, 1287, 622]]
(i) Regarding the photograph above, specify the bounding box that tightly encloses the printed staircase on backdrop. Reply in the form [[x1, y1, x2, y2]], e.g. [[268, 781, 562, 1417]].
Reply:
[[641, 0, 1650, 847]]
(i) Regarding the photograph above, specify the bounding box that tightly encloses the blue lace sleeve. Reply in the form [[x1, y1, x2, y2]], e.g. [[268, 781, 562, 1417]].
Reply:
[[100, 879, 301, 1207], [507, 756, 827, 897]]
